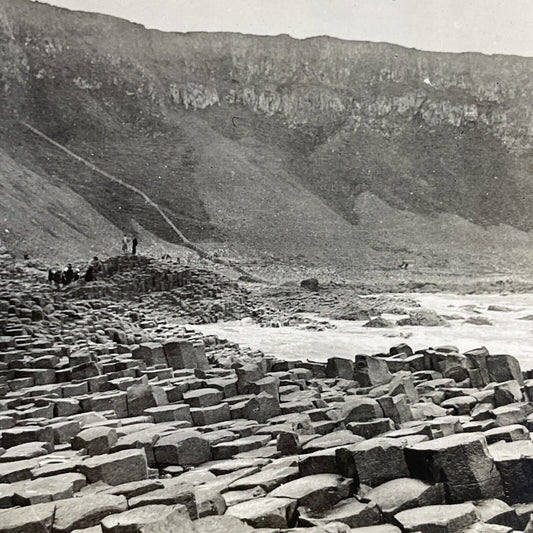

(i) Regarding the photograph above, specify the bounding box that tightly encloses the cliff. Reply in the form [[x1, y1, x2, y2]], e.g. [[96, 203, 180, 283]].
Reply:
[[1, 0, 533, 272]]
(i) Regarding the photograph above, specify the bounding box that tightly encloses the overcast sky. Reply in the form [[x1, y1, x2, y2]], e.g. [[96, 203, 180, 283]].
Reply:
[[37, 0, 533, 56]]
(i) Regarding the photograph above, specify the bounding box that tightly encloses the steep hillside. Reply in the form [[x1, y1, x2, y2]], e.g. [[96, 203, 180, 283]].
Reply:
[[1, 0, 533, 273], [0, 147, 123, 261]]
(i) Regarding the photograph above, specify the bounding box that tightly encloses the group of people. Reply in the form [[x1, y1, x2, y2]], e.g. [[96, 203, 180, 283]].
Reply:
[[122, 234, 139, 255], [48, 264, 79, 288], [48, 256, 103, 287], [47, 233, 139, 290]]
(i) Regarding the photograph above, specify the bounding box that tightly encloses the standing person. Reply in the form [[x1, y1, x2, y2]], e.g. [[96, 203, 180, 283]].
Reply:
[[122, 234, 129, 255], [89, 257, 102, 278], [53, 269, 62, 289], [63, 264, 74, 285], [132, 235, 138, 255], [84, 265, 94, 282]]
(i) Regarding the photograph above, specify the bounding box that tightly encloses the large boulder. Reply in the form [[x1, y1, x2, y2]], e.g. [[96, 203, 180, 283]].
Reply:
[[333, 398, 384, 424], [377, 394, 413, 426], [326, 358, 354, 380], [90, 391, 128, 418], [71, 426, 118, 456], [490, 439, 533, 503], [303, 430, 364, 453], [1, 426, 54, 449], [242, 392, 281, 423], [163, 339, 197, 370], [235, 364, 264, 395], [270, 474, 353, 513], [212, 435, 270, 460], [0, 442, 52, 462], [405, 433, 503, 503], [397, 309, 448, 327], [301, 278, 319, 291], [487, 355, 524, 385], [12, 473, 85, 505], [298, 448, 340, 476], [474, 498, 520, 530], [354, 355, 392, 387], [112, 424, 182, 467], [228, 464, 300, 492], [53, 494, 128, 532], [78, 449, 148, 486], [347, 418, 395, 439], [0, 501, 55, 532], [366, 478, 445, 519], [301, 498, 381, 529], [183, 388, 223, 408], [132, 343, 166, 366], [153, 430, 211, 467], [465, 350, 523, 387], [363, 317, 395, 328], [193, 516, 254, 533], [394, 503, 479, 533], [127, 383, 168, 417], [225, 497, 298, 528], [100, 503, 188, 533], [336, 437, 409, 487], [144, 404, 192, 424], [128, 483, 197, 519], [493, 380, 523, 406]]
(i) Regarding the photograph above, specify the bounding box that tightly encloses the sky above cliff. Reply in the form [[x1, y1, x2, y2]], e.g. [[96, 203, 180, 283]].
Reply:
[[38, 0, 533, 56]]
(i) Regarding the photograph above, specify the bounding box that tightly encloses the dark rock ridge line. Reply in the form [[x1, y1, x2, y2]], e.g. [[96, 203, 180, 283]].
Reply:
[[1, 254, 533, 531]]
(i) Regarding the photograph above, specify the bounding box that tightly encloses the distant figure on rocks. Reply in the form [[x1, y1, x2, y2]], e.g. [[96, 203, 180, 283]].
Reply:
[[90, 256, 102, 271], [89, 257, 102, 277], [122, 234, 129, 255], [84, 265, 94, 282], [132, 235, 138, 255], [63, 264, 74, 285], [48, 269, 54, 284], [301, 278, 319, 292], [53, 269, 62, 289]]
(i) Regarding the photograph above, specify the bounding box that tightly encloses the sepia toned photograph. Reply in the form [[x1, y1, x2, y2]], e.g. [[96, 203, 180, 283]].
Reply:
[[1, 0, 533, 530]]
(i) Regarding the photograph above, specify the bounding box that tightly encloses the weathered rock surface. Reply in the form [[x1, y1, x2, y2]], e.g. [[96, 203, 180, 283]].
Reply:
[[100, 504, 188, 533], [226, 496, 298, 528], [0, 254, 531, 533], [405, 433, 503, 503], [366, 478, 445, 518], [270, 474, 353, 512], [394, 503, 479, 532]]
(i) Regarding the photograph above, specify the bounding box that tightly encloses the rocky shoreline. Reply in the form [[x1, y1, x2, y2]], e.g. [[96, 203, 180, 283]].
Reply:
[[1, 255, 533, 532]]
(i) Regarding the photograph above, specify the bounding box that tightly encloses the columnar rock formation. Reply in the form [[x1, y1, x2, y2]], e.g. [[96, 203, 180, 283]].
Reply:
[[0, 255, 533, 531]]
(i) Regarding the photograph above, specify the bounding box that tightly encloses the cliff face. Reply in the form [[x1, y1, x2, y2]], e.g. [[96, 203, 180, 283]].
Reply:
[[1, 0, 533, 269]]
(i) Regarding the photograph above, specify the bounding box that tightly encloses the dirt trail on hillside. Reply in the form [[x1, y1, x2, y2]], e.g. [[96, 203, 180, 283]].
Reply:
[[22, 122, 263, 282]]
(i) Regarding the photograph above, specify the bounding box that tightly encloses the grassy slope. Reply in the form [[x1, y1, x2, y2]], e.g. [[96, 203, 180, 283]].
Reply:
[[1, 0, 533, 275], [0, 147, 123, 261]]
